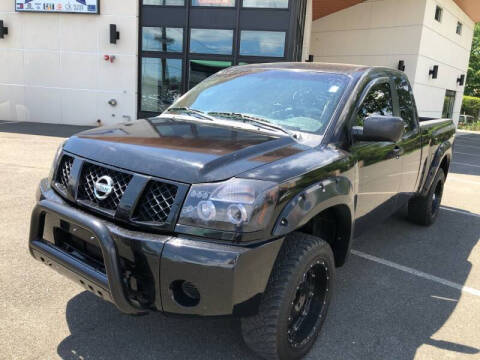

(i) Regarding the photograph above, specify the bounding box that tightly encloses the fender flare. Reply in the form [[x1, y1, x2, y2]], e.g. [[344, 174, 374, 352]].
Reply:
[[420, 142, 452, 197], [272, 176, 354, 237]]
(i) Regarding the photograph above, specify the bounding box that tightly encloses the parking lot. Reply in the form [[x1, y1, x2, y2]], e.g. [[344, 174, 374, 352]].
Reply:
[[0, 121, 478, 360]]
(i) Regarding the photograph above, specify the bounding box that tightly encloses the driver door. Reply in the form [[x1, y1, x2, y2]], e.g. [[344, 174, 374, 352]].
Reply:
[[350, 78, 402, 236]]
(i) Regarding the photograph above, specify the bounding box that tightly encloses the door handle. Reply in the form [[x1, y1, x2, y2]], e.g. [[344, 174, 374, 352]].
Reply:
[[393, 146, 401, 159]]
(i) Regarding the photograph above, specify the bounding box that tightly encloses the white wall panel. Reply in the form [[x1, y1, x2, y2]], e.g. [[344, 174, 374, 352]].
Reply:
[[310, 0, 474, 124], [95, 91, 136, 127], [0, 13, 24, 49], [60, 52, 98, 89], [61, 89, 98, 126], [0, 85, 26, 122], [23, 86, 62, 124], [59, 15, 98, 52], [302, 0, 312, 60], [0, 0, 138, 126], [24, 51, 62, 87], [417, 0, 474, 122], [97, 16, 138, 55], [22, 14, 61, 50], [0, 49, 24, 84]]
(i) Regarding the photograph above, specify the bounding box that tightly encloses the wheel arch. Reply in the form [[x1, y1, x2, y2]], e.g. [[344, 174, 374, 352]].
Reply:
[[439, 155, 450, 178], [420, 142, 452, 196], [272, 177, 355, 267], [297, 204, 353, 267]]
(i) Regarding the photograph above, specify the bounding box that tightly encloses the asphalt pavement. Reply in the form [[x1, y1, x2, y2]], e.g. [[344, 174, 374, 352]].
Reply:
[[0, 122, 478, 360]]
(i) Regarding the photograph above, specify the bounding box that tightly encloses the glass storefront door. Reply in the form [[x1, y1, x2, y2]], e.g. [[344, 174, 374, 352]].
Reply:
[[138, 0, 307, 118], [189, 60, 233, 89], [442, 90, 456, 119]]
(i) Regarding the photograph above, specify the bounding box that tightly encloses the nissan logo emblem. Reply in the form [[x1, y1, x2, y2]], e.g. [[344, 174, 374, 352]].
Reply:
[[94, 176, 114, 200]]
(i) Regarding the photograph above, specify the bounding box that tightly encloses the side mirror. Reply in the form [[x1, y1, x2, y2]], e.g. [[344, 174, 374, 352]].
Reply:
[[353, 115, 405, 143]]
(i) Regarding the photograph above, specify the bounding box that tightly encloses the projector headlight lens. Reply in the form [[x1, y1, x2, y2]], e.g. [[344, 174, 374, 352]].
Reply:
[[179, 178, 278, 233]]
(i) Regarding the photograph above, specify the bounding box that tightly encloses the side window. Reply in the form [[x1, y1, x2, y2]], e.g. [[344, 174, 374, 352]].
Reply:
[[395, 77, 417, 132], [355, 82, 394, 127]]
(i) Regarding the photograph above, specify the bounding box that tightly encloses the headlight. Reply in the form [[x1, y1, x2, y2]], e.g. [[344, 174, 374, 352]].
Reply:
[[48, 142, 66, 184], [178, 178, 279, 233]]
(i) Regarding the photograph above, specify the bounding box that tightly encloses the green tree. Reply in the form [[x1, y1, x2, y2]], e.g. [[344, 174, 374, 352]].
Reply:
[[461, 95, 480, 118], [465, 24, 480, 96]]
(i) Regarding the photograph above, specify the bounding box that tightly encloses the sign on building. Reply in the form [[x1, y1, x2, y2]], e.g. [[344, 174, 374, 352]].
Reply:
[[15, 0, 99, 14]]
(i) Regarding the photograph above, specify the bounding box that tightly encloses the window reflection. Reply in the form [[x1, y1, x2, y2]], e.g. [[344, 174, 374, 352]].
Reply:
[[189, 60, 232, 89], [144, 0, 185, 5], [240, 31, 286, 57], [190, 29, 233, 55], [242, 0, 288, 8], [192, 0, 235, 6], [395, 77, 416, 131], [141, 58, 183, 113], [442, 90, 456, 119], [355, 83, 394, 127], [142, 27, 183, 52], [175, 69, 349, 134]]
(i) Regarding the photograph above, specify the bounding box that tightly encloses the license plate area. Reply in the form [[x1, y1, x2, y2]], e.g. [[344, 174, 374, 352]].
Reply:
[[54, 227, 106, 273], [42, 213, 106, 273]]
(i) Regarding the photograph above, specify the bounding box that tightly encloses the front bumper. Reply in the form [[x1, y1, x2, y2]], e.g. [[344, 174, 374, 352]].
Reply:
[[30, 180, 283, 316]]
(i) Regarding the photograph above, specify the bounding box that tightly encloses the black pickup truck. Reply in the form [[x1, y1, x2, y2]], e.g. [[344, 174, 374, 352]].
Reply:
[[29, 63, 455, 360]]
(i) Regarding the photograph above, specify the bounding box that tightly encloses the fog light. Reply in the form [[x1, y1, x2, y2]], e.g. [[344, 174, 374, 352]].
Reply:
[[182, 281, 200, 300], [170, 280, 201, 307]]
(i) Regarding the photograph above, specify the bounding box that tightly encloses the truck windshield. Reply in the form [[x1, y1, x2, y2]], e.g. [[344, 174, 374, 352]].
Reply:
[[170, 69, 350, 135]]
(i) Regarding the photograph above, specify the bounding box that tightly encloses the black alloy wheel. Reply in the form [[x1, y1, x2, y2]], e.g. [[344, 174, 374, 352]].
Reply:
[[408, 168, 446, 226], [431, 179, 444, 217], [241, 232, 335, 360], [287, 259, 330, 349]]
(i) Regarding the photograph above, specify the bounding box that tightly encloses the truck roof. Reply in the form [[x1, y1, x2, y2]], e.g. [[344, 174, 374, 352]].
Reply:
[[233, 62, 399, 77]]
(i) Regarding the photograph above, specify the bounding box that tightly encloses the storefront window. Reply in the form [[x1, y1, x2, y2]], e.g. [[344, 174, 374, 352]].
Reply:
[[189, 60, 232, 89], [143, 0, 185, 5], [240, 31, 286, 57], [142, 27, 183, 52], [242, 0, 288, 8], [190, 29, 234, 55], [442, 90, 456, 119], [141, 58, 183, 113], [192, 0, 235, 6]]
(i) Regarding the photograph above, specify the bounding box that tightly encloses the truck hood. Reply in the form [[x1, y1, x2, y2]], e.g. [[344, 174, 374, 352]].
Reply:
[[64, 118, 307, 184]]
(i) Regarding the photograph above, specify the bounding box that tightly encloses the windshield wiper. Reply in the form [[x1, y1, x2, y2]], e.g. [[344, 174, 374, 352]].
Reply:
[[208, 112, 291, 136], [167, 107, 216, 121]]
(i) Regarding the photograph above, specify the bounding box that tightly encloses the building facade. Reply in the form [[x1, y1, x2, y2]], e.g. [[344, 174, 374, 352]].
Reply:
[[0, 0, 478, 126]]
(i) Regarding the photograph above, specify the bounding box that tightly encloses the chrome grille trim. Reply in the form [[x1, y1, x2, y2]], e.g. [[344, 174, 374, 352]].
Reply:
[[53, 154, 185, 231], [77, 162, 133, 213], [133, 181, 178, 224], [55, 155, 74, 193]]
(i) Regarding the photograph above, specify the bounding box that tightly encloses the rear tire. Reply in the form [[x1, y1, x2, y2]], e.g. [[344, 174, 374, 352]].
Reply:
[[241, 232, 335, 360], [408, 168, 445, 226]]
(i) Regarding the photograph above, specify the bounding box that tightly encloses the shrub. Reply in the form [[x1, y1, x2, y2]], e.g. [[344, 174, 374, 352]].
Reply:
[[458, 120, 480, 131], [461, 96, 480, 119]]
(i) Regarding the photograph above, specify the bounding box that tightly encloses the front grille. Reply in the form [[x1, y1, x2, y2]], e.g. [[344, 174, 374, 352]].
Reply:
[[133, 181, 178, 224], [77, 162, 133, 212], [53, 155, 183, 229], [55, 155, 74, 192]]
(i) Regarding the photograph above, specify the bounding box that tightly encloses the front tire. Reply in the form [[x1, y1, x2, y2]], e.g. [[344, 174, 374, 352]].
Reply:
[[408, 168, 445, 226], [241, 232, 335, 360]]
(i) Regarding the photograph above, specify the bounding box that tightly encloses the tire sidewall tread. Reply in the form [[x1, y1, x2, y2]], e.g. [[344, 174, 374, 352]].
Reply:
[[408, 168, 445, 226], [241, 232, 335, 360]]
